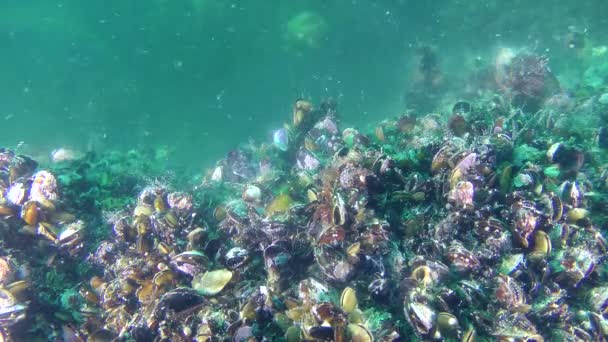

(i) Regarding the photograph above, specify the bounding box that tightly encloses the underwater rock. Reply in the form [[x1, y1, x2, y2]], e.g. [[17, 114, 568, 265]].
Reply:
[[495, 50, 560, 111]]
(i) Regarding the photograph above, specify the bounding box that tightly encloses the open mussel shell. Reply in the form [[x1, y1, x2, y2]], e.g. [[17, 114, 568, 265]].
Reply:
[[558, 180, 584, 208], [436, 312, 459, 333], [20, 201, 39, 226], [36, 221, 59, 243], [539, 193, 563, 223], [152, 269, 176, 288], [567, 207, 589, 223], [331, 198, 347, 226], [225, 247, 249, 269], [135, 280, 155, 303], [346, 323, 373, 342], [133, 204, 154, 217], [404, 293, 436, 337], [528, 230, 551, 261], [5, 280, 29, 300], [410, 265, 434, 288], [171, 250, 209, 265], [452, 100, 472, 115], [340, 287, 357, 314], [192, 269, 233, 295], [58, 221, 85, 246]]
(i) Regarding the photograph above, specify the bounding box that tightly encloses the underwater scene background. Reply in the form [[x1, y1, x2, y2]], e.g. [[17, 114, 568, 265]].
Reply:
[[1, 0, 606, 168], [1, 0, 608, 341]]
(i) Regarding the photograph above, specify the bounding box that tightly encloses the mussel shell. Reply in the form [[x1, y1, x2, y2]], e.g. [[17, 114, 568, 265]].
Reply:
[[452, 101, 472, 115], [163, 211, 179, 228], [153, 195, 167, 213], [58, 222, 84, 244], [567, 208, 589, 223], [135, 234, 153, 253], [133, 204, 154, 217], [308, 325, 334, 340], [529, 230, 551, 260], [285, 326, 302, 342], [134, 216, 151, 235], [448, 114, 467, 137], [436, 312, 459, 332], [542, 193, 563, 223], [150, 288, 205, 322], [8, 155, 37, 184], [172, 251, 209, 265], [340, 287, 357, 314], [405, 300, 436, 335], [0, 204, 15, 217], [548, 143, 584, 173], [0, 288, 17, 307], [317, 225, 345, 245], [346, 323, 373, 342], [89, 275, 105, 290], [462, 327, 476, 342], [346, 242, 360, 258], [49, 211, 76, 225], [152, 269, 176, 287], [192, 269, 233, 296], [559, 181, 584, 208], [157, 242, 172, 255], [37, 221, 59, 242], [21, 201, 39, 226], [87, 329, 116, 342], [313, 303, 346, 324], [431, 145, 451, 173], [5, 280, 29, 299], [332, 203, 346, 226], [61, 324, 85, 342], [410, 265, 433, 287], [136, 281, 155, 303], [225, 247, 249, 269]]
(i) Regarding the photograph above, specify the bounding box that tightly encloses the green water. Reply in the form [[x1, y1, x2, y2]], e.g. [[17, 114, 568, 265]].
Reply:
[[1, 0, 606, 169]]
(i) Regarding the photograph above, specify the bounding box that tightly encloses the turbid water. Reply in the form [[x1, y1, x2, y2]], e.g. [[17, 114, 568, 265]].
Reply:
[[2, 2, 608, 341], [2, 0, 606, 170]]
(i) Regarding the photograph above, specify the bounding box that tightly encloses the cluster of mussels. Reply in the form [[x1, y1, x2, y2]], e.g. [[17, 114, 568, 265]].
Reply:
[[1, 70, 608, 340], [54, 90, 605, 341], [0, 148, 85, 340]]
